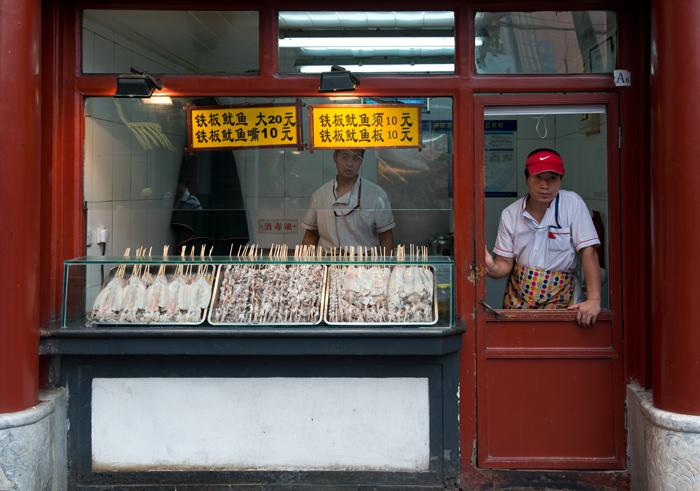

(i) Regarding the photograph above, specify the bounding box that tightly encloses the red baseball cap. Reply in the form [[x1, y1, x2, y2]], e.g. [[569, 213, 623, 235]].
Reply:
[[526, 150, 565, 175]]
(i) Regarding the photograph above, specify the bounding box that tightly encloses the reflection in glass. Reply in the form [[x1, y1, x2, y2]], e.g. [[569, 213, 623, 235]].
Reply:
[[82, 10, 259, 74], [279, 11, 455, 74], [83, 96, 453, 259], [475, 11, 616, 74]]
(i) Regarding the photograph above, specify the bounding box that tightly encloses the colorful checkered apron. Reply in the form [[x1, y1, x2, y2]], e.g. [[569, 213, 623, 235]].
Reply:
[[503, 262, 574, 309]]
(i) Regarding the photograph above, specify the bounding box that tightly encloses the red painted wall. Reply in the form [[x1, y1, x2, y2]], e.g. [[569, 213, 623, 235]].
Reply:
[[651, 0, 700, 416], [0, 0, 42, 412]]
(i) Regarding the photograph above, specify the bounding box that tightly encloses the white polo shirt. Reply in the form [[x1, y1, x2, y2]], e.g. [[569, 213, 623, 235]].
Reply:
[[302, 177, 395, 251], [493, 189, 600, 273]]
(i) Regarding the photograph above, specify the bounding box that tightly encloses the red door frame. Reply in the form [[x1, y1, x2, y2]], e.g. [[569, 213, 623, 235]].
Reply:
[[473, 93, 625, 469]]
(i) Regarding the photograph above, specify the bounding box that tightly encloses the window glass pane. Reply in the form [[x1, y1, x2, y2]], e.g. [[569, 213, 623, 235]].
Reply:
[[279, 11, 454, 74], [82, 10, 259, 74], [483, 108, 610, 310], [83, 96, 452, 258], [475, 11, 616, 74]]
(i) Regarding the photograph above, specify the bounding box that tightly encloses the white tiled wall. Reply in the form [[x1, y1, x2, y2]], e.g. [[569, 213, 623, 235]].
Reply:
[[83, 11, 260, 75]]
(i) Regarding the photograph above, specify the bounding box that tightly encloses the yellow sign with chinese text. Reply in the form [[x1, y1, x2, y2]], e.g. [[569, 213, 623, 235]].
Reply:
[[188, 103, 303, 150], [308, 104, 423, 150]]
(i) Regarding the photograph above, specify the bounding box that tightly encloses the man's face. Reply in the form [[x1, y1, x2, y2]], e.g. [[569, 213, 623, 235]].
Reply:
[[334, 150, 364, 180], [525, 171, 562, 206]]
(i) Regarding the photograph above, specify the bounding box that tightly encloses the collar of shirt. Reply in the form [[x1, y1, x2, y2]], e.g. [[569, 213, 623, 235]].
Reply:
[[333, 177, 362, 216], [521, 193, 561, 229]]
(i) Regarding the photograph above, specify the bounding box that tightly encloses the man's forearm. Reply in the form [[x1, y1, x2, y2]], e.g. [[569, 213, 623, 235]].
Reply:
[[581, 246, 602, 303], [378, 230, 394, 256]]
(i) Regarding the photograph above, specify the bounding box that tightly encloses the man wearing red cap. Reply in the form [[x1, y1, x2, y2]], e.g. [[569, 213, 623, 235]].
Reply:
[[484, 148, 602, 327]]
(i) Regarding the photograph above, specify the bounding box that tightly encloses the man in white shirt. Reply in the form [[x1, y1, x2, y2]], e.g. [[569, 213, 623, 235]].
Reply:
[[301, 149, 395, 254], [484, 148, 601, 327]]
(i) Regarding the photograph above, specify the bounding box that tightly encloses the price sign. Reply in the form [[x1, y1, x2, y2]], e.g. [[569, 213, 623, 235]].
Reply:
[[308, 104, 423, 150], [187, 101, 304, 151]]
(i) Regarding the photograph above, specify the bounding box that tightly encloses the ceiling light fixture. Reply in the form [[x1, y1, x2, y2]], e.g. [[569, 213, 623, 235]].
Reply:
[[303, 63, 454, 74], [280, 37, 454, 49], [114, 67, 162, 98], [318, 65, 360, 93]]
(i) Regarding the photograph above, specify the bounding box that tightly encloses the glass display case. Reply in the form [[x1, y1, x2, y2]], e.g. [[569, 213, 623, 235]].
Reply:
[[62, 255, 454, 329]]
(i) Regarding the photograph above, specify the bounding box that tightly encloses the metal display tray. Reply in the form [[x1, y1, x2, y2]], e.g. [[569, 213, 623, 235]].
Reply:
[[324, 264, 439, 326], [208, 263, 327, 326], [88, 264, 215, 326]]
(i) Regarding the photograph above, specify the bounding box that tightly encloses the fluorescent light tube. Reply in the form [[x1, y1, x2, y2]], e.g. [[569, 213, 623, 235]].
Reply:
[[299, 64, 454, 73], [280, 37, 455, 49]]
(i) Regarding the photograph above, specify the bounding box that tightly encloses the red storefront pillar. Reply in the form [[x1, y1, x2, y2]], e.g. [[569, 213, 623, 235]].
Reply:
[[651, 0, 700, 416], [0, 0, 42, 412]]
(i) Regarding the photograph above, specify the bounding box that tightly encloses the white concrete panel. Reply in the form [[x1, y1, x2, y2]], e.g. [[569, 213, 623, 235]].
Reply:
[[92, 377, 430, 471]]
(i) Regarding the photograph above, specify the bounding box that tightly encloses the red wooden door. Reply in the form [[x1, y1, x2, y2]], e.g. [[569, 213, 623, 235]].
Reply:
[[475, 94, 625, 469]]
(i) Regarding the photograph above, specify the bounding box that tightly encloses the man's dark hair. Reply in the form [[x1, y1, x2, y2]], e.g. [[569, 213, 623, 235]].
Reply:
[[524, 148, 562, 179], [334, 149, 366, 158]]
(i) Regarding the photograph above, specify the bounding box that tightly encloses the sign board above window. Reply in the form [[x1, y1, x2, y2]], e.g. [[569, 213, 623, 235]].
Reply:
[[186, 102, 304, 152], [308, 104, 424, 151]]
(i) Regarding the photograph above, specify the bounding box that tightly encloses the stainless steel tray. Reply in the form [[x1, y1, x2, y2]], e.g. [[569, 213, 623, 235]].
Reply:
[[324, 264, 439, 326], [208, 263, 327, 326], [88, 264, 215, 326]]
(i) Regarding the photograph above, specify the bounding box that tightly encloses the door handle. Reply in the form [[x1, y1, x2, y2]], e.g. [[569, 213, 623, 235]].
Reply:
[[479, 299, 501, 318]]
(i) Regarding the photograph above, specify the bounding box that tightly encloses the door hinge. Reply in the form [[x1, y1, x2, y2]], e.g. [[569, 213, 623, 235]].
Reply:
[[619, 125, 623, 149]]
